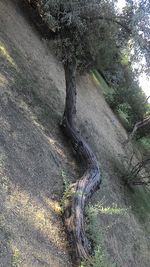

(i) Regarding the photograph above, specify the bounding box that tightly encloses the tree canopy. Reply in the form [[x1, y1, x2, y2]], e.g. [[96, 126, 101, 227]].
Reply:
[[28, 0, 150, 74]]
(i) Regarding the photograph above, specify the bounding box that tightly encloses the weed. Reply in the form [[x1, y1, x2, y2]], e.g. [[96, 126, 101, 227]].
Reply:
[[11, 248, 22, 267], [93, 203, 128, 216], [60, 170, 71, 213], [82, 203, 115, 267]]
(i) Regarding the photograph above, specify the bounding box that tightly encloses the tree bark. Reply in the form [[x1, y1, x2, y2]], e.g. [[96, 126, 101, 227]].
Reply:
[[61, 58, 101, 262]]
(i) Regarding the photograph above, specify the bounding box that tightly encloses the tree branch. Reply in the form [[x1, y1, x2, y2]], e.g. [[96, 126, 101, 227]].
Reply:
[[144, 95, 150, 104], [80, 14, 132, 34]]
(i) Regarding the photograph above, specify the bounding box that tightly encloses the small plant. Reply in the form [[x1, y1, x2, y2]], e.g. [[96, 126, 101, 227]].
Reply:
[[93, 203, 128, 216], [82, 203, 115, 267], [60, 170, 71, 213], [11, 248, 22, 267], [61, 170, 70, 191]]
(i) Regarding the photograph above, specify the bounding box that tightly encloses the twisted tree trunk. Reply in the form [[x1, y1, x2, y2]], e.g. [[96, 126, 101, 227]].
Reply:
[[61, 58, 101, 262]]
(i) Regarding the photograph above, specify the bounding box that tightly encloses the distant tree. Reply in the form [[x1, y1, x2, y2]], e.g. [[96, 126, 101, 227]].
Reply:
[[25, 0, 150, 262], [104, 68, 149, 133]]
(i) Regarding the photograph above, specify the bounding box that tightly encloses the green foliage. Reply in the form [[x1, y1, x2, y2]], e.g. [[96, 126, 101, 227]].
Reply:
[[113, 86, 146, 123], [120, 51, 130, 66], [91, 69, 111, 95], [60, 170, 71, 213], [11, 248, 22, 267], [94, 69, 149, 133], [146, 103, 150, 115], [28, 1, 150, 111], [116, 102, 133, 130], [81, 204, 115, 267], [83, 245, 113, 267], [103, 91, 115, 109], [81, 200, 128, 267], [92, 203, 128, 216], [139, 136, 150, 152], [103, 66, 149, 132], [61, 170, 70, 190], [28, 0, 150, 74]]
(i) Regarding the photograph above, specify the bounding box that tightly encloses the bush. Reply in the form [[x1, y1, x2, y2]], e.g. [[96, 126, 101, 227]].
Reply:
[[81, 205, 114, 267], [140, 136, 150, 151]]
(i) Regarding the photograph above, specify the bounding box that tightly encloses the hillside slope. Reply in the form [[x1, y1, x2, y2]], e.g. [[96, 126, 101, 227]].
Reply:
[[0, 0, 150, 267]]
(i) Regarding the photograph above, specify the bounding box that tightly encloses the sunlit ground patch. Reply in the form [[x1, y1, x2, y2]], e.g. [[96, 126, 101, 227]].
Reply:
[[0, 73, 9, 87], [8, 187, 65, 250], [0, 43, 18, 69], [43, 196, 62, 214]]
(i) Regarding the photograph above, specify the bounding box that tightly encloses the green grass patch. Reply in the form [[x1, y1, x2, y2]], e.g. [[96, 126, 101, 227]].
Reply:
[[117, 109, 130, 128], [90, 69, 112, 95]]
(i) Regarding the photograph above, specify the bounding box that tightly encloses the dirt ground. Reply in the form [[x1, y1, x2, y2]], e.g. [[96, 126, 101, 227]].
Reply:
[[0, 0, 150, 266]]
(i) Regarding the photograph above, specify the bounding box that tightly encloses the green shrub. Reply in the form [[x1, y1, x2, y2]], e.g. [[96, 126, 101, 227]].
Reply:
[[60, 170, 71, 213], [116, 109, 131, 131], [104, 91, 116, 109], [81, 204, 114, 267], [139, 136, 150, 153]]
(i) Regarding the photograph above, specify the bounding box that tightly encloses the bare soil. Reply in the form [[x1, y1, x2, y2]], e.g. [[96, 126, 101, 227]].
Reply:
[[0, 0, 149, 266]]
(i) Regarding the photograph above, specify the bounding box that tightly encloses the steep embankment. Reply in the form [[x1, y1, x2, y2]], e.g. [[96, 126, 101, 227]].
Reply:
[[0, 0, 150, 267]]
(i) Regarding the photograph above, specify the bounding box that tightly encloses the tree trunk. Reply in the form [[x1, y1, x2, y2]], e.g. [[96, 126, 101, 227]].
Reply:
[[61, 58, 101, 262]]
